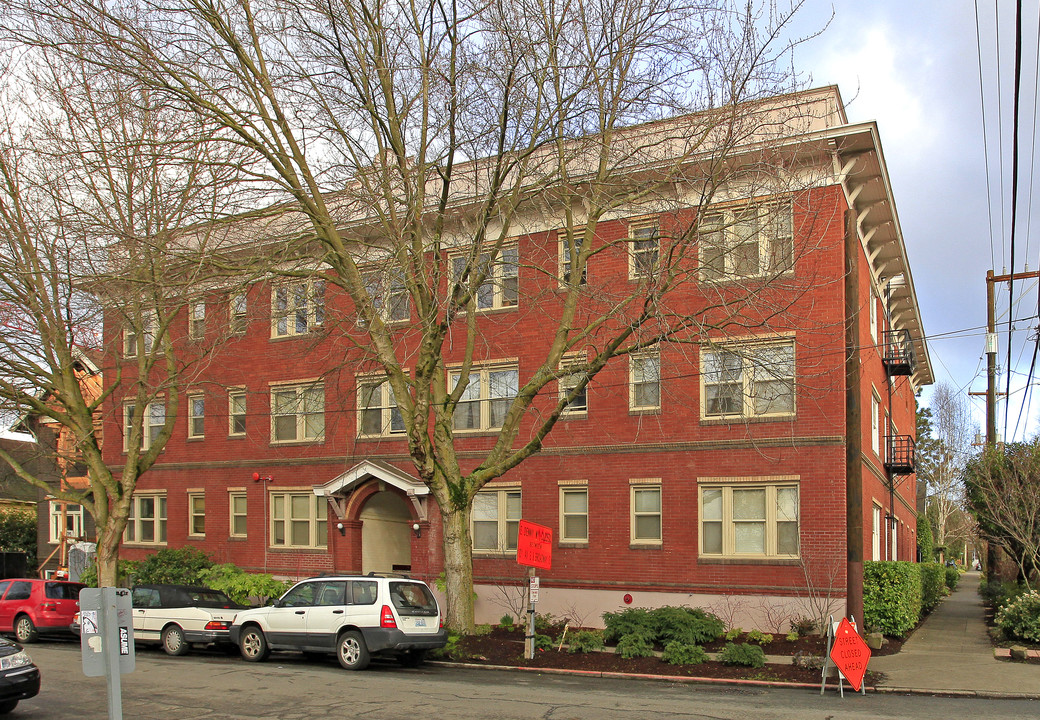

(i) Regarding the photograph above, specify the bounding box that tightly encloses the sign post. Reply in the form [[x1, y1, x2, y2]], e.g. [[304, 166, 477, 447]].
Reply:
[[79, 587, 135, 720], [516, 520, 552, 660]]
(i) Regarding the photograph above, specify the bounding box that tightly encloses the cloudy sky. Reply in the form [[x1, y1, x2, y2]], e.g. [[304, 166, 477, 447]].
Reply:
[[788, 1, 1039, 440]]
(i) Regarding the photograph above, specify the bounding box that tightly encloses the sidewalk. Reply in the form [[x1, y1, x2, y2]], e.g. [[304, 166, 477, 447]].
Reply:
[[869, 571, 1040, 698]]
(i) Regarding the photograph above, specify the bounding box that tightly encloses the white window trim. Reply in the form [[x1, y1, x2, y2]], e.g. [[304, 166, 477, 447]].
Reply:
[[48, 500, 84, 544], [871, 392, 881, 456], [630, 482, 662, 545], [629, 349, 661, 413], [559, 486, 589, 543], [698, 482, 799, 559], [699, 199, 793, 281], [269, 491, 327, 549], [628, 221, 659, 280], [229, 491, 248, 538], [123, 311, 156, 357], [869, 288, 879, 343], [357, 375, 406, 438], [230, 292, 248, 334], [700, 338, 796, 420], [188, 491, 206, 537], [269, 382, 325, 444], [449, 362, 519, 432], [123, 399, 165, 452], [187, 394, 205, 439], [871, 503, 882, 562], [270, 279, 325, 338], [451, 245, 519, 311], [471, 487, 521, 554], [362, 268, 410, 324], [228, 388, 247, 437], [123, 493, 168, 546]]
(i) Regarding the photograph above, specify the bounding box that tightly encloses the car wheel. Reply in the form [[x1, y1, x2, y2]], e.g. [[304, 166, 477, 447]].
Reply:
[[239, 626, 270, 662], [336, 630, 370, 671], [0, 699, 18, 714], [161, 625, 189, 656], [14, 615, 37, 644], [398, 649, 426, 668]]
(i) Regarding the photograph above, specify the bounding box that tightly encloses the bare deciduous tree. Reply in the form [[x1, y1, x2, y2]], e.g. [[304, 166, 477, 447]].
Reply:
[[6, 0, 830, 628], [0, 50, 249, 585]]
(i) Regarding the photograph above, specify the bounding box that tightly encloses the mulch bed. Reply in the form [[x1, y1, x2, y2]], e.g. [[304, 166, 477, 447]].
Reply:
[[446, 627, 889, 686]]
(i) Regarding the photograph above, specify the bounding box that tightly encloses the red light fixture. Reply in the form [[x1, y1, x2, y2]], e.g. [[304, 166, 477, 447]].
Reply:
[[380, 605, 398, 629]]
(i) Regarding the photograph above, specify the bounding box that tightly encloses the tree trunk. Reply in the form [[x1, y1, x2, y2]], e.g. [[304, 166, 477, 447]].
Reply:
[[440, 505, 475, 633], [95, 522, 121, 587]]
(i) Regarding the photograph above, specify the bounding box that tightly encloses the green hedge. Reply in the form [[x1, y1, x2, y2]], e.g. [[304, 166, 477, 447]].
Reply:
[[863, 561, 922, 637], [919, 563, 947, 611], [944, 566, 960, 591]]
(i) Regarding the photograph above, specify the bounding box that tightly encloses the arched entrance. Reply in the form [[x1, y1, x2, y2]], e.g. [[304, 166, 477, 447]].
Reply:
[[360, 491, 412, 574]]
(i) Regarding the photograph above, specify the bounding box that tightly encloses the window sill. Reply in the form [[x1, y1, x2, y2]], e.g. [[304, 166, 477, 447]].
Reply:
[[186, 436, 204, 442], [269, 439, 325, 446], [268, 546, 328, 553], [228, 434, 247, 440], [228, 536, 248, 542], [629, 407, 661, 416], [698, 557, 800, 566], [629, 542, 662, 549], [122, 542, 168, 548], [560, 411, 588, 420], [269, 330, 322, 341], [473, 551, 516, 559], [700, 413, 795, 426], [357, 433, 408, 441], [558, 541, 588, 548]]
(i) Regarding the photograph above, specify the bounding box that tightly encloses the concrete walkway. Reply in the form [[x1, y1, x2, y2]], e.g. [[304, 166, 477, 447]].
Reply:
[[869, 571, 1040, 697]]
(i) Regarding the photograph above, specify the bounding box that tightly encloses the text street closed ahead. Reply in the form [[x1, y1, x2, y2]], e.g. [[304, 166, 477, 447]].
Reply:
[[516, 520, 552, 570], [828, 617, 871, 692]]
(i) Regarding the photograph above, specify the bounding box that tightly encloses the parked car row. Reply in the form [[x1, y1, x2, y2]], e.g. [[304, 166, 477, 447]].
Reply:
[[2, 574, 446, 677]]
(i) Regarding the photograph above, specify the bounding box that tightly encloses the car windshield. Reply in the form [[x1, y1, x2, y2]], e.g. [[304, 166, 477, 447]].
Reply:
[[388, 582, 437, 616]]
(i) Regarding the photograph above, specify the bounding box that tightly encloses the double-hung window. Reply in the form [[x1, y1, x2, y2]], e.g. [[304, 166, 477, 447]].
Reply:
[[560, 486, 589, 542], [48, 501, 84, 544], [452, 247, 519, 310], [123, 401, 165, 451], [630, 350, 661, 412], [270, 492, 327, 549], [629, 223, 659, 279], [230, 292, 247, 334], [272, 280, 325, 337], [699, 483, 799, 558], [451, 364, 518, 431], [702, 340, 795, 419], [358, 377, 405, 437], [700, 200, 793, 281], [124, 494, 167, 545], [228, 389, 246, 436], [230, 492, 248, 538], [559, 229, 588, 286], [472, 488, 521, 553], [271, 383, 324, 443], [188, 394, 205, 439], [363, 269, 409, 323], [190, 301, 206, 340], [188, 492, 205, 536], [631, 484, 662, 544], [123, 311, 156, 357], [559, 355, 588, 416], [871, 393, 881, 456]]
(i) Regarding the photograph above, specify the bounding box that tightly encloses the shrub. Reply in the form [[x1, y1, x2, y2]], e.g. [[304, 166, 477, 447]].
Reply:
[[785, 630, 799, 642], [602, 608, 656, 643], [0, 508, 38, 569], [78, 559, 138, 588], [995, 591, 1040, 642], [615, 634, 654, 659], [717, 642, 765, 668], [944, 566, 960, 592], [197, 564, 290, 606], [134, 546, 213, 585], [535, 612, 565, 635], [499, 614, 515, 628], [746, 629, 773, 645], [661, 641, 708, 665], [790, 616, 816, 637], [473, 624, 493, 636], [919, 563, 947, 611], [533, 633, 553, 651], [863, 561, 922, 636], [724, 627, 743, 641], [980, 578, 1027, 610], [917, 513, 935, 563], [567, 630, 605, 653], [430, 630, 462, 659], [651, 606, 725, 645]]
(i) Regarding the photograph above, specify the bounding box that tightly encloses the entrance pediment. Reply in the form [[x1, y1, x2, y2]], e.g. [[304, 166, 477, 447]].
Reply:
[[313, 460, 430, 522]]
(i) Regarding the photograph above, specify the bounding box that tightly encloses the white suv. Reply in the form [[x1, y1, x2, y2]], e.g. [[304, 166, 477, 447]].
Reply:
[[228, 576, 446, 670]]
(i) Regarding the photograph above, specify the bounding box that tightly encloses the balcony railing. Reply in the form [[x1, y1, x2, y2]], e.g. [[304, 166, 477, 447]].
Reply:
[[884, 434, 915, 475], [882, 329, 916, 376]]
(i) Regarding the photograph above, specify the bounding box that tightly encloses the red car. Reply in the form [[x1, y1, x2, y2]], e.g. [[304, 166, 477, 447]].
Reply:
[[0, 579, 84, 643]]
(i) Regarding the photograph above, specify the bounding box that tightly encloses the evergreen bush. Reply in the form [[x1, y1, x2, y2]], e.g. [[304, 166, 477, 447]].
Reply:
[[651, 606, 724, 645], [717, 642, 765, 668], [863, 561, 922, 636], [602, 608, 656, 643], [567, 630, 605, 653], [919, 563, 947, 611], [661, 641, 708, 665], [134, 546, 213, 585], [944, 566, 960, 591], [615, 634, 654, 659]]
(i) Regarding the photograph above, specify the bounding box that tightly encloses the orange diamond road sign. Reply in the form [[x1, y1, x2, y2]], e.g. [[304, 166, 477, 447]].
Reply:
[[516, 520, 552, 570], [829, 617, 871, 692]]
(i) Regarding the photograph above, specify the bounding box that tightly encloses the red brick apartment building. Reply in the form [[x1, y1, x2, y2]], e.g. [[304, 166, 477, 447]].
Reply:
[[102, 86, 931, 629]]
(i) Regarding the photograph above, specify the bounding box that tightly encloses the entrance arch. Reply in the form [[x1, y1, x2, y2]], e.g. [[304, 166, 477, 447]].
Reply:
[[360, 491, 412, 574]]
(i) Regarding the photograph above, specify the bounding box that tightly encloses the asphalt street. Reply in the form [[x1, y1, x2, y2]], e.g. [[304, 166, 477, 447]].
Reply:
[[13, 641, 1039, 720]]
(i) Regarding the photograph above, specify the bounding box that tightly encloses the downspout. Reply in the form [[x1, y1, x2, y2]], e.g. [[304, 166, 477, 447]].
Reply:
[[845, 207, 864, 623]]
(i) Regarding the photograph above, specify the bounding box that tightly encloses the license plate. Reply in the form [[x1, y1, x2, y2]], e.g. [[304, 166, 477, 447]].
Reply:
[[415, 618, 426, 627]]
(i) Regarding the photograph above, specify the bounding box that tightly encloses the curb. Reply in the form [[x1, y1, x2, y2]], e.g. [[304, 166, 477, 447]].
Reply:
[[430, 661, 1040, 699]]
